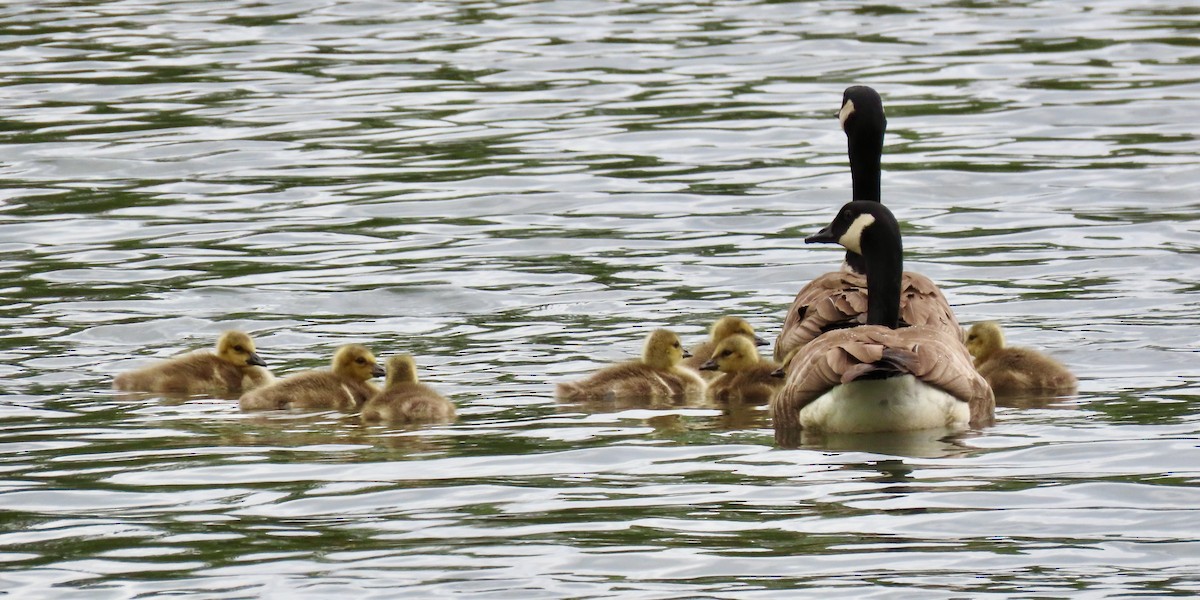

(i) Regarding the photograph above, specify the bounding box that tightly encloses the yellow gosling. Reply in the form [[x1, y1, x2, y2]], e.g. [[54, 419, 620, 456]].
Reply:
[[699, 335, 783, 404], [966, 322, 1077, 397], [362, 355, 455, 424], [239, 344, 384, 412], [113, 330, 273, 397], [682, 316, 769, 379], [556, 329, 706, 401]]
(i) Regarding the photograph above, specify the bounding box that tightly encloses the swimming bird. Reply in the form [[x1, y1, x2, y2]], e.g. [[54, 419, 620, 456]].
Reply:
[[361, 354, 456, 424], [774, 86, 959, 362], [113, 330, 273, 397], [773, 201, 993, 445], [965, 321, 1077, 397], [682, 316, 770, 378], [556, 329, 706, 402], [699, 335, 783, 405], [239, 344, 384, 411]]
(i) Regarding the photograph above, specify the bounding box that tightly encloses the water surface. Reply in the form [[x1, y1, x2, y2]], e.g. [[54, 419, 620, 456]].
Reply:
[[1, 0, 1199, 597]]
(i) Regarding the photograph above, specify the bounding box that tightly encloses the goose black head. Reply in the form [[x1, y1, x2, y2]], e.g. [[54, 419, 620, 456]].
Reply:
[[839, 86, 886, 140], [805, 200, 899, 252], [806, 201, 903, 328]]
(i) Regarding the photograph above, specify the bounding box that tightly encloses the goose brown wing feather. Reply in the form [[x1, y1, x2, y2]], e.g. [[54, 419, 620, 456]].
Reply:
[[774, 271, 960, 361], [772, 325, 994, 436]]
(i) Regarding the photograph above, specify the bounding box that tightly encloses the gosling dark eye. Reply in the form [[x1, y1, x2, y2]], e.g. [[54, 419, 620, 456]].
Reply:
[[233, 345, 245, 352], [966, 335, 976, 341], [721, 350, 733, 357], [356, 358, 366, 364]]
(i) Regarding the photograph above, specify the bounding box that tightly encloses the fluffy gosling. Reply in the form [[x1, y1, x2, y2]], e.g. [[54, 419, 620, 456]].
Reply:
[[239, 344, 384, 411], [113, 330, 273, 397], [682, 316, 769, 379], [361, 354, 455, 424], [699, 335, 783, 404], [965, 321, 1077, 397], [556, 329, 706, 401]]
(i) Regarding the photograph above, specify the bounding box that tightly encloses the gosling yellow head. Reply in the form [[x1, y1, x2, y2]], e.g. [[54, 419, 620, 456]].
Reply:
[[710, 316, 768, 346], [643, 329, 689, 370], [699, 335, 760, 373], [965, 321, 1005, 364], [331, 344, 386, 381], [216, 330, 268, 368], [384, 354, 420, 387]]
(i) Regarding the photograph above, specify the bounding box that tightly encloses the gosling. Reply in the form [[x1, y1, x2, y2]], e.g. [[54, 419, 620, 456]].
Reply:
[[682, 316, 769, 378], [699, 335, 784, 404], [965, 321, 1077, 397], [361, 355, 455, 424], [239, 344, 385, 411], [556, 329, 706, 401], [113, 330, 273, 397]]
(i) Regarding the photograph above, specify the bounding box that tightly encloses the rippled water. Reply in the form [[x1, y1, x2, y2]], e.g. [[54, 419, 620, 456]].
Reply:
[[2, 0, 1199, 597]]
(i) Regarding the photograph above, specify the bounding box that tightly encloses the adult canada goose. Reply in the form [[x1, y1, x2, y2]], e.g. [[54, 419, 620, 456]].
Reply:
[[774, 86, 959, 362], [773, 201, 993, 445], [239, 344, 385, 411], [682, 316, 770, 378], [699, 335, 784, 405], [965, 321, 1077, 397], [361, 354, 456, 424], [556, 329, 706, 402], [113, 330, 273, 397]]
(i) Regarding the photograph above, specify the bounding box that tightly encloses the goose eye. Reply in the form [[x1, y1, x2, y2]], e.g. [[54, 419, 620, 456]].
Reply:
[[721, 350, 733, 357], [966, 335, 976, 341], [355, 357, 366, 364], [842, 209, 852, 220], [233, 345, 245, 352]]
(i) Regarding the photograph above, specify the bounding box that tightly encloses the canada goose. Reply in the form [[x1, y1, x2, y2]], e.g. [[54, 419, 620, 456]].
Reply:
[[682, 316, 770, 378], [699, 335, 783, 405], [113, 330, 273, 397], [239, 344, 385, 411], [773, 201, 993, 445], [361, 354, 456, 424], [556, 329, 706, 402], [774, 86, 959, 362], [965, 321, 1077, 397]]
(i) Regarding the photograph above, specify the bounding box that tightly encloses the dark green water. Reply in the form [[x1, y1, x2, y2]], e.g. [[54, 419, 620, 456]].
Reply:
[[1, 1, 1198, 597]]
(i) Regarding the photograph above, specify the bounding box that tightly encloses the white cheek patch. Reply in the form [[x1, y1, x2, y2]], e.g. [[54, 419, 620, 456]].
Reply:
[[838, 213, 875, 255], [838, 99, 856, 129]]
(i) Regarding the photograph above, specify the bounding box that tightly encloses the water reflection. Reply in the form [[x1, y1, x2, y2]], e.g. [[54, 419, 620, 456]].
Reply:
[[801, 429, 978, 459]]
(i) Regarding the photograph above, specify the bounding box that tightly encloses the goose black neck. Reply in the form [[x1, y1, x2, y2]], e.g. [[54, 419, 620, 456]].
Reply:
[[844, 118, 883, 274], [848, 128, 883, 203], [861, 219, 902, 329], [843, 250, 866, 274]]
